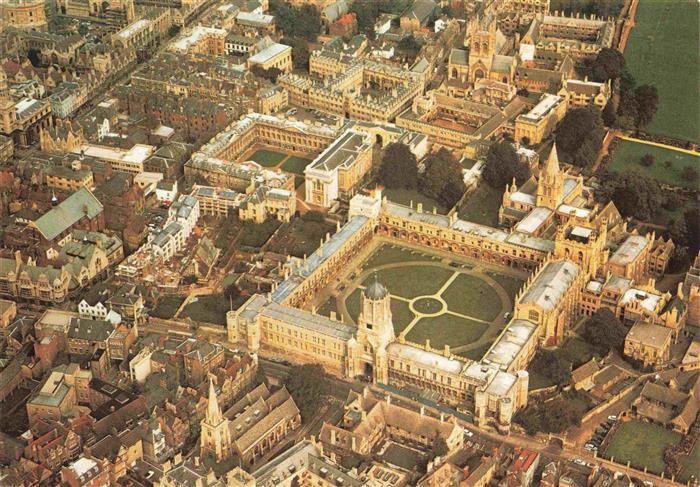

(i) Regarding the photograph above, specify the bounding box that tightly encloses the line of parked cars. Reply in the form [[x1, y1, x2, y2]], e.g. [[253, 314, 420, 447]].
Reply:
[[584, 415, 617, 452]]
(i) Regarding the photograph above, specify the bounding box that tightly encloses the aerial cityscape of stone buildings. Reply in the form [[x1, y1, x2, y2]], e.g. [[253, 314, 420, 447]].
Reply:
[[0, 0, 698, 485]]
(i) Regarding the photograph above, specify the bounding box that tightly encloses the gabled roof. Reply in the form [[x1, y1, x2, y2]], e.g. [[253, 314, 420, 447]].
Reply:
[[33, 188, 103, 241]]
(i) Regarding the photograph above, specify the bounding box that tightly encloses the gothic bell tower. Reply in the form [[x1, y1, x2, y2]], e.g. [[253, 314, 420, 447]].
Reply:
[[357, 276, 394, 383]]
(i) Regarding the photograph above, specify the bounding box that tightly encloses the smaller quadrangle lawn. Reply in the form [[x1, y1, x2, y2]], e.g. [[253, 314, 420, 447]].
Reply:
[[406, 314, 488, 349], [280, 156, 312, 175], [603, 421, 681, 474], [249, 149, 287, 167], [362, 265, 454, 299], [441, 273, 501, 322], [608, 140, 700, 189]]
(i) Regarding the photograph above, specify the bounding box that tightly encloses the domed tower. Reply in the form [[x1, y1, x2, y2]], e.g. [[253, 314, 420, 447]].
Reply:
[[357, 276, 394, 384], [358, 276, 394, 350]]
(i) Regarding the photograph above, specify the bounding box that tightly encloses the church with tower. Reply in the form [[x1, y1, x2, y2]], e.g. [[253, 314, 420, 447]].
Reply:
[[200, 377, 301, 467]]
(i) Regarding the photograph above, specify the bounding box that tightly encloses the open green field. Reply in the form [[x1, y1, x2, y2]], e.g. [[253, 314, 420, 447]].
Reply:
[[608, 140, 700, 188], [459, 183, 503, 227], [280, 156, 312, 175], [624, 0, 699, 142], [249, 149, 287, 167], [603, 421, 681, 474], [406, 314, 488, 349], [383, 187, 446, 214]]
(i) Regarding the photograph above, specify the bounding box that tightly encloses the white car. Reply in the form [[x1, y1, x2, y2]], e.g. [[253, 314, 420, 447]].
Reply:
[[607, 415, 618, 421], [573, 459, 586, 466], [463, 428, 474, 438], [584, 444, 597, 451]]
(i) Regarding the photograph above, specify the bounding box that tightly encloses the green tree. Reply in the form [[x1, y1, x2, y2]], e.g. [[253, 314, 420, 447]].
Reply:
[[600, 170, 664, 222], [224, 283, 241, 302], [529, 349, 572, 385], [581, 309, 627, 355], [602, 100, 617, 127], [482, 141, 530, 189], [282, 37, 310, 69], [350, 0, 380, 34], [591, 47, 626, 82], [269, 0, 321, 41], [432, 437, 448, 457], [379, 143, 418, 189], [555, 107, 605, 167], [633, 84, 659, 129], [681, 165, 698, 182], [284, 364, 329, 422], [422, 153, 463, 206], [398, 35, 420, 55], [640, 153, 654, 167]]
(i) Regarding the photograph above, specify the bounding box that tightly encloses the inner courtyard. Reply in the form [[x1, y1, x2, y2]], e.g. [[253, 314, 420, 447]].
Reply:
[[315, 240, 527, 360]]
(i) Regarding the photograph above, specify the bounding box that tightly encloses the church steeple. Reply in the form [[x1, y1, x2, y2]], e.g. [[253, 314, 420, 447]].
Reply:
[[543, 143, 560, 178], [201, 377, 231, 461], [206, 378, 223, 425], [536, 143, 564, 210]]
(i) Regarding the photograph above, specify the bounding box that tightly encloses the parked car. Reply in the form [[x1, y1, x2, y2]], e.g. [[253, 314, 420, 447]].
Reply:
[[607, 415, 618, 421]]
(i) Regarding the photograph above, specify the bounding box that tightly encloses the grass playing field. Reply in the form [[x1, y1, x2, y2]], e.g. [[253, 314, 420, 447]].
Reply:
[[624, 0, 699, 142], [608, 140, 700, 188], [248, 149, 287, 167], [602, 420, 681, 474]]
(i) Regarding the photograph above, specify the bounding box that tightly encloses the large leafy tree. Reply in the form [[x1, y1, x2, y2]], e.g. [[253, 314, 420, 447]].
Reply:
[[633, 84, 659, 129], [284, 364, 329, 422], [482, 141, 530, 189], [599, 169, 664, 222], [378, 143, 418, 189], [422, 152, 463, 207], [269, 0, 321, 41], [555, 107, 605, 167], [591, 47, 626, 82], [581, 309, 627, 355]]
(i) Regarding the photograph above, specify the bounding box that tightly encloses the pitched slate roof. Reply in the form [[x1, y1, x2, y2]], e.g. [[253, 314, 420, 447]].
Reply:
[[34, 187, 103, 241]]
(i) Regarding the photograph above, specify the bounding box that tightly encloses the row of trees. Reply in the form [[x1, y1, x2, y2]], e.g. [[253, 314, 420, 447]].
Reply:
[[378, 144, 465, 209], [515, 390, 591, 435], [269, 0, 321, 41], [589, 48, 659, 132]]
